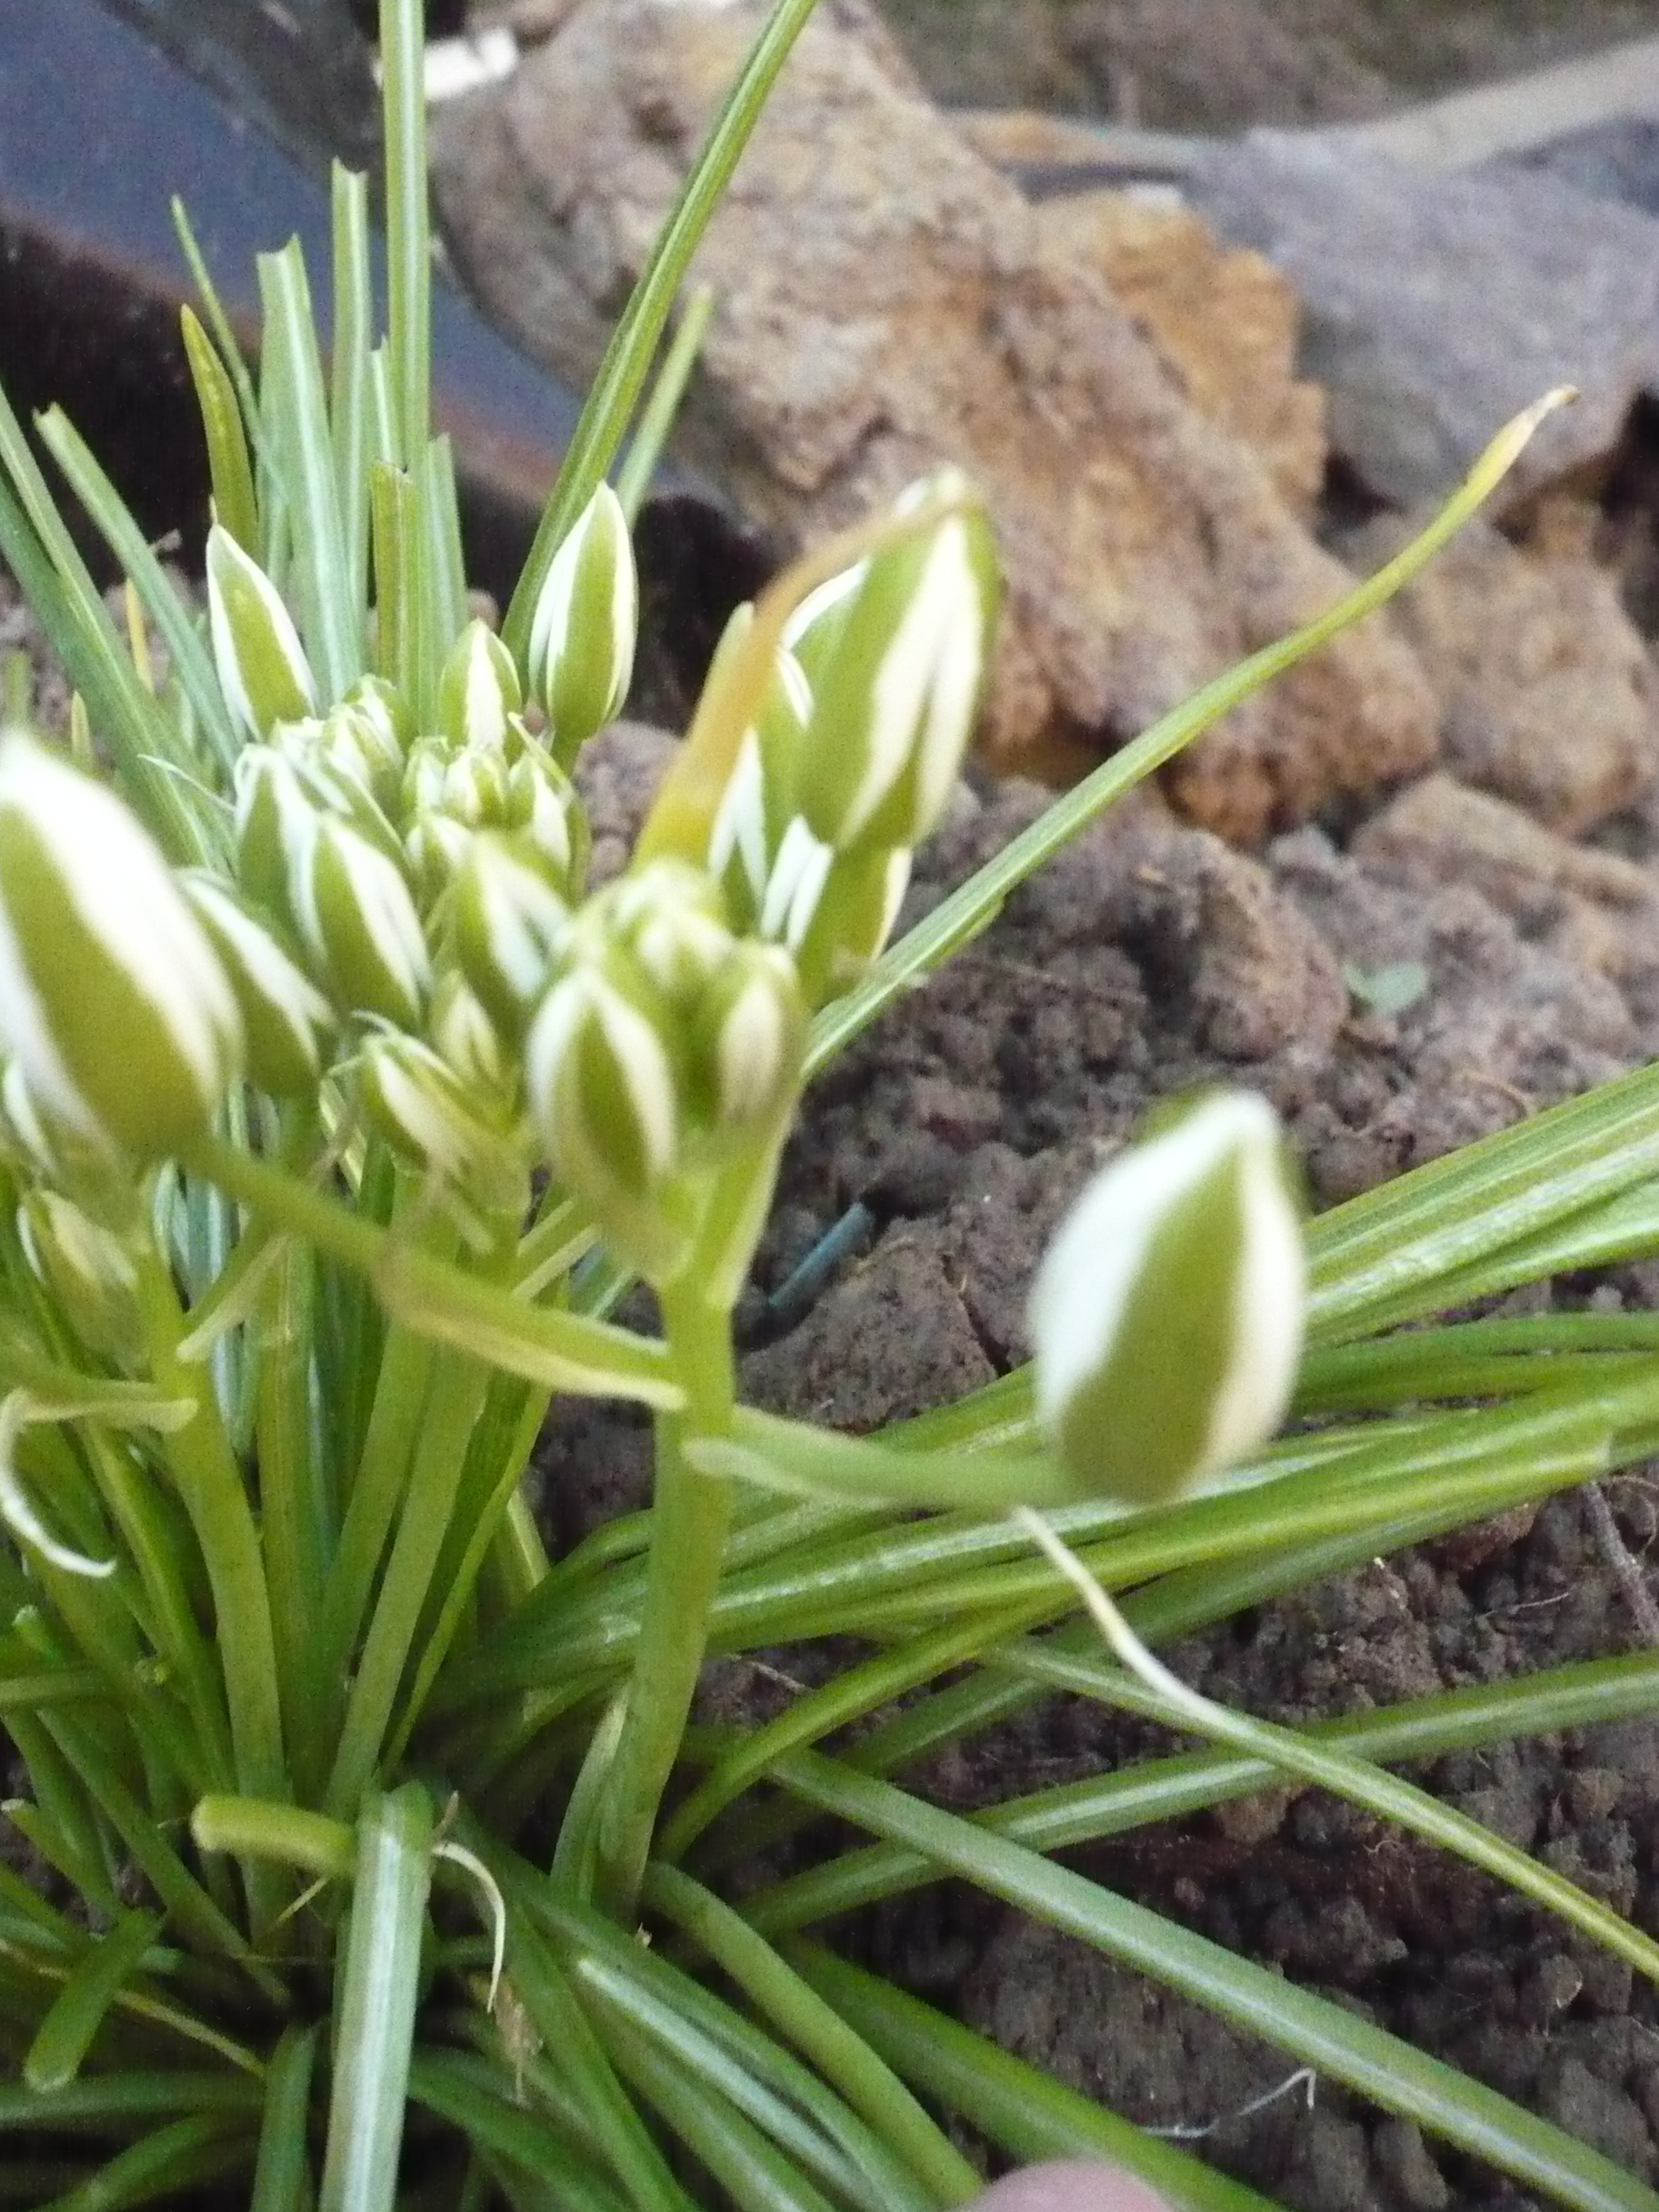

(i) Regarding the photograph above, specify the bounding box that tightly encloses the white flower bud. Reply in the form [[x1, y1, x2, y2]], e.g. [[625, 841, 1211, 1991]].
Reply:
[[206, 523, 317, 742], [797, 474, 997, 854], [291, 819, 430, 1029], [180, 873, 337, 1097], [0, 734, 240, 1158], [527, 483, 637, 758], [357, 1031, 522, 1210], [438, 618, 522, 756], [1027, 1093, 1305, 1504], [452, 835, 570, 1040]]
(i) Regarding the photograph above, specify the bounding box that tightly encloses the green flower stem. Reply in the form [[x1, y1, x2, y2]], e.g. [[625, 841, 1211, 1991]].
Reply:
[[76, 1425, 233, 1793], [317, 1194, 462, 1744], [255, 1226, 328, 1807], [324, 1237, 511, 1816], [134, 1249, 287, 1934], [184, 1133, 680, 1408], [594, 1284, 736, 1921]]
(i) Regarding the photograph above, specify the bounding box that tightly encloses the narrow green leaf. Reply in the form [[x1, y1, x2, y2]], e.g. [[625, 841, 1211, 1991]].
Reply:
[[171, 200, 262, 456], [38, 2111, 249, 2212], [180, 308, 259, 555], [258, 243, 361, 699], [35, 405, 241, 782], [251, 2024, 319, 2212], [756, 1752, 1659, 2212], [331, 163, 375, 623], [790, 1942, 1282, 2212], [503, 0, 825, 665], [614, 284, 716, 526], [318, 1783, 434, 2212], [423, 434, 468, 671], [24, 1909, 160, 2092]]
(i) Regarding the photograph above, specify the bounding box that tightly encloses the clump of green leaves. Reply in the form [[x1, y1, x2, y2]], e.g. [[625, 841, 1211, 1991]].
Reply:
[[0, 4, 1656, 2210]]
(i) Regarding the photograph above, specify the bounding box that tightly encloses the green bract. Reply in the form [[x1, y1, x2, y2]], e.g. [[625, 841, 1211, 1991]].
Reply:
[[0, 733, 240, 1158]]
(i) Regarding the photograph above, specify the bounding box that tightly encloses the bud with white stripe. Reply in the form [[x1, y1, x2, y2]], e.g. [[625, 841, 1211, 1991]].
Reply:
[[0, 734, 241, 1159], [797, 471, 998, 855], [1027, 1093, 1305, 1505], [291, 818, 430, 1030], [180, 872, 337, 1097], [17, 1187, 145, 1368], [526, 483, 636, 761], [206, 524, 317, 743], [452, 835, 570, 1040], [438, 618, 522, 756]]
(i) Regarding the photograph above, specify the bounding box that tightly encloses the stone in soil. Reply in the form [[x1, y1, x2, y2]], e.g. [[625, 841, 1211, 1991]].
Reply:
[[430, 0, 1437, 841]]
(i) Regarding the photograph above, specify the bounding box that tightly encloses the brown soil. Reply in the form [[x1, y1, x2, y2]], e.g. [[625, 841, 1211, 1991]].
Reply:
[[872, 0, 1658, 130]]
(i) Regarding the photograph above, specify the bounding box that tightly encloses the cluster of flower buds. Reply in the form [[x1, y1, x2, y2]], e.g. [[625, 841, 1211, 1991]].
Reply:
[[1027, 1093, 1306, 1504], [525, 860, 804, 1282], [699, 469, 998, 1009]]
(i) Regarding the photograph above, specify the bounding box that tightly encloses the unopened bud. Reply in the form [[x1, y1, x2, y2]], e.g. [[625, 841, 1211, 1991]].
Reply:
[[452, 835, 569, 1040], [789, 842, 911, 1010], [1027, 1093, 1305, 1505], [797, 474, 997, 853], [505, 753, 588, 896], [291, 819, 430, 1029], [683, 940, 804, 1141], [0, 734, 240, 1158], [233, 747, 320, 927], [17, 1188, 144, 1368], [526, 954, 684, 1275], [206, 524, 317, 742], [438, 618, 522, 755], [358, 1031, 522, 1209], [527, 484, 636, 759], [180, 873, 337, 1097], [429, 972, 510, 1096]]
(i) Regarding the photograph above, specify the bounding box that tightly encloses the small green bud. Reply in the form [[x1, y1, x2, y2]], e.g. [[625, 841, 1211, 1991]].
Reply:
[[401, 738, 510, 832], [706, 648, 811, 929], [269, 722, 406, 870], [180, 873, 337, 1097], [602, 861, 733, 1004], [233, 746, 322, 926], [292, 818, 430, 1028], [0, 734, 240, 1158], [797, 473, 998, 853], [1027, 1093, 1305, 1505], [505, 752, 588, 896], [780, 559, 865, 694], [206, 523, 317, 742], [320, 700, 405, 815], [430, 972, 511, 1097], [526, 953, 685, 1275], [404, 811, 475, 913], [683, 940, 804, 1143], [452, 835, 570, 1039], [437, 618, 522, 754], [342, 673, 413, 761], [527, 483, 637, 758], [17, 1188, 144, 1368], [357, 1031, 522, 1210], [789, 841, 911, 1010]]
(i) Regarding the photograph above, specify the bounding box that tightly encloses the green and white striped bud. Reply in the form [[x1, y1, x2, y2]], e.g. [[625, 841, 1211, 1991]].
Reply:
[[292, 818, 430, 1029], [180, 873, 337, 1097], [505, 753, 588, 897], [797, 472, 998, 853], [527, 483, 636, 759], [206, 523, 317, 743], [1027, 1093, 1305, 1506], [438, 618, 522, 755], [357, 1031, 521, 1208], [682, 939, 804, 1144], [401, 738, 511, 833], [404, 810, 476, 913], [0, 734, 240, 1159], [233, 746, 323, 927], [603, 861, 733, 1005], [429, 972, 510, 1097], [789, 841, 912, 1010], [319, 700, 405, 815], [706, 647, 811, 931], [452, 835, 570, 1039], [342, 673, 412, 764], [526, 950, 684, 1275], [17, 1188, 144, 1368], [780, 559, 865, 695]]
